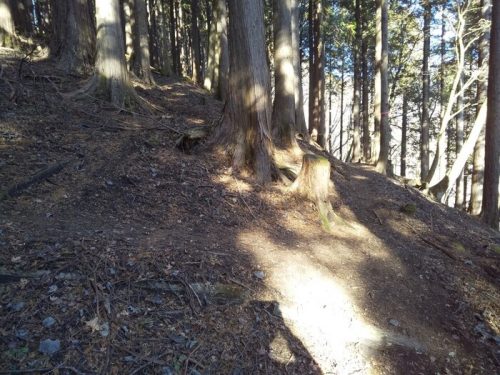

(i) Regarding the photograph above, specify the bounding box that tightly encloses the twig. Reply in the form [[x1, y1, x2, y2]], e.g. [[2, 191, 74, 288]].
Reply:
[[184, 344, 201, 375]]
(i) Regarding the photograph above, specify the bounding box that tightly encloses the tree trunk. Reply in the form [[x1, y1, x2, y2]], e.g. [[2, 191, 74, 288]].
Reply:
[[470, 0, 491, 215], [455, 74, 465, 209], [361, 4, 370, 162], [131, 0, 155, 84], [121, 0, 134, 61], [308, 0, 325, 147], [375, 0, 390, 174], [50, 0, 95, 75], [175, 0, 186, 76], [204, 0, 219, 92], [340, 51, 345, 160], [0, 0, 17, 48], [217, 0, 229, 101], [291, 0, 307, 135], [401, 95, 407, 177], [169, 0, 180, 75], [93, 0, 135, 107], [148, 0, 160, 69], [211, 0, 273, 184], [429, 101, 487, 203], [10, 0, 32, 37], [482, 0, 500, 229], [351, 0, 362, 162], [191, 0, 202, 85], [272, 0, 296, 147], [421, 0, 431, 180], [158, 0, 172, 75]]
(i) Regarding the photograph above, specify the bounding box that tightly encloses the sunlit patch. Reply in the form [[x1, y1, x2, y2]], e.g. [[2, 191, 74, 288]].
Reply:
[[240, 230, 422, 374], [213, 174, 253, 193]]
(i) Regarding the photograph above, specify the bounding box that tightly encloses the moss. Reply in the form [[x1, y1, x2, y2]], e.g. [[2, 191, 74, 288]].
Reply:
[[452, 241, 466, 253], [491, 244, 500, 255]]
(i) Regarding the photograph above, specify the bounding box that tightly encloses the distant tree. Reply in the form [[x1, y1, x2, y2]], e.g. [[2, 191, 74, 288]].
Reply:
[[291, 0, 307, 135], [131, 0, 155, 84], [421, 0, 431, 181], [211, 0, 273, 183], [375, 0, 390, 174], [482, 0, 499, 229], [190, 0, 202, 85], [351, 0, 362, 162]]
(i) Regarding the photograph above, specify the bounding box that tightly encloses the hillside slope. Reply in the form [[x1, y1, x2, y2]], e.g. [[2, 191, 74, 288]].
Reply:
[[1, 49, 499, 374]]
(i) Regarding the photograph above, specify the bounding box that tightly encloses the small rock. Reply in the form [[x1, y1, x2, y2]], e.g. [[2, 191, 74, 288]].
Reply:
[[100, 322, 110, 337], [389, 319, 400, 327], [39, 339, 61, 356], [254, 271, 265, 280], [464, 260, 473, 266], [430, 356, 436, 363], [48, 285, 58, 294], [448, 351, 456, 358], [105, 180, 114, 187], [15, 329, 29, 340], [9, 301, 25, 312]]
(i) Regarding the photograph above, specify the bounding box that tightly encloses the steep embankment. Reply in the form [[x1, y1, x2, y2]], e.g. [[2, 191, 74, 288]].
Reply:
[[1, 49, 499, 374]]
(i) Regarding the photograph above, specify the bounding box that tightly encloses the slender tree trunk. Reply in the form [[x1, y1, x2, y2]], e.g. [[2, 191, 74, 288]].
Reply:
[[132, 0, 155, 84], [455, 74, 465, 209], [11, 0, 32, 37], [272, 0, 296, 147], [470, 0, 491, 215], [482, 0, 500, 229], [169, 0, 180, 75], [429, 101, 488, 202], [340, 52, 345, 160], [0, 0, 17, 47], [421, 0, 431, 180], [204, 0, 219, 92], [93, 0, 135, 107], [121, 0, 134, 61], [50, 0, 95, 75], [401, 95, 408, 177], [375, 0, 390, 174], [191, 0, 202, 85], [217, 0, 229, 101], [148, 0, 160, 68], [175, 0, 185, 75], [212, 0, 273, 184], [158, 0, 172, 75], [361, 4, 370, 161], [308, 0, 325, 147], [291, 0, 307, 135], [351, 0, 362, 162]]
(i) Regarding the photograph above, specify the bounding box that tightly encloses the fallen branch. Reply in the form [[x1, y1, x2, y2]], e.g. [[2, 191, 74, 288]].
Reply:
[[1, 160, 71, 201]]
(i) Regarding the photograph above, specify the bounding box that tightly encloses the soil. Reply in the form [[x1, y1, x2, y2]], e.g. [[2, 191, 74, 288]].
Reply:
[[1, 48, 499, 375]]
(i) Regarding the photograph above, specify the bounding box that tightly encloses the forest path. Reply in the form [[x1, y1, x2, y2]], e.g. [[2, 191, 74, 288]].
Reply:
[[1, 50, 499, 374]]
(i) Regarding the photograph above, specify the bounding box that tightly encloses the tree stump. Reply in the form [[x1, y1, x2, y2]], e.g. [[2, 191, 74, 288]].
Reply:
[[290, 154, 335, 230]]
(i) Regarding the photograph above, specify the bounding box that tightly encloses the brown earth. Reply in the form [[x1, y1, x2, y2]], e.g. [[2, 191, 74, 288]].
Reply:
[[1, 48, 499, 374]]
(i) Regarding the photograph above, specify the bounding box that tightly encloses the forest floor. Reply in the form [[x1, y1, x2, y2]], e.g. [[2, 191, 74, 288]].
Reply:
[[1, 47, 500, 375]]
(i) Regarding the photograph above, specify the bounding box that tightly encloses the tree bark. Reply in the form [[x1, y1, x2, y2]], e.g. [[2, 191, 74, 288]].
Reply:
[[308, 0, 325, 147], [169, 0, 180, 75], [291, 0, 307, 135], [0, 0, 17, 48], [375, 0, 390, 174], [401, 95, 407, 177], [190, 0, 202, 85], [421, 0, 431, 180], [204, 0, 219, 92], [93, 0, 135, 107], [470, 0, 491, 215], [340, 51, 345, 160], [131, 0, 155, 84], [10, 0, 32, 37], [361, 3, 370, 162], [455, 74, 465, 209], [351, 0, 362, 162], [482, 0, 500, 229], [217, 0, 229, 101], [272, 0, 296, 147], [50, 0, 95, 75], [211, 0, 273, 184]]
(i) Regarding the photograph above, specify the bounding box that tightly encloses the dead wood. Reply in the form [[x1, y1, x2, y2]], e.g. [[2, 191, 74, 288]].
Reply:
[[1, 160, 71, 200]]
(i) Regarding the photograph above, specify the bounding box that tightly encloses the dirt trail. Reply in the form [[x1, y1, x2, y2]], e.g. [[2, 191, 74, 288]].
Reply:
[[1, 50, 499, 374]]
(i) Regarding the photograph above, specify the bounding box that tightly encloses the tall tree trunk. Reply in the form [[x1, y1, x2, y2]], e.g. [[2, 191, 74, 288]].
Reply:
[[121, 0, 134, 61], [11, 0, 32, 37], [455, 74, 465, 209], [308, 0, 325, 147], [421, 0, 431, 180], [169, 0, 180, 75], [217, 0, 229, 101], [401, 95, 408, 177], [470, 0, 491, 215], [132, 0, 155, 84], [482, 0, 500, 229], [361, 3, 370, 162], [191, 0, 202, 85], [148, 0, 160, 68], [0, 0, 17, 47], [291, 0, 307, 135], [351, 0, 362, 162], [93, 0, 135, 107], [211, 0, 273, 184], [50, 0, 95, 75], [158, 0, 172, 75], [340, 51, 345, 160], [204, 0, 219, 92], [175, 0, 186, 75], [375, 0, 390, 174], [272, 0, 296, 147]]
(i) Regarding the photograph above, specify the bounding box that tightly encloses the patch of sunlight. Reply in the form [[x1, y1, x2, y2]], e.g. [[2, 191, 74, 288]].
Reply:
[[213, 174, 253, 193], [352, 175, 369, 181], [269, 331, 294, 364], [240, 230, 422, 374]]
